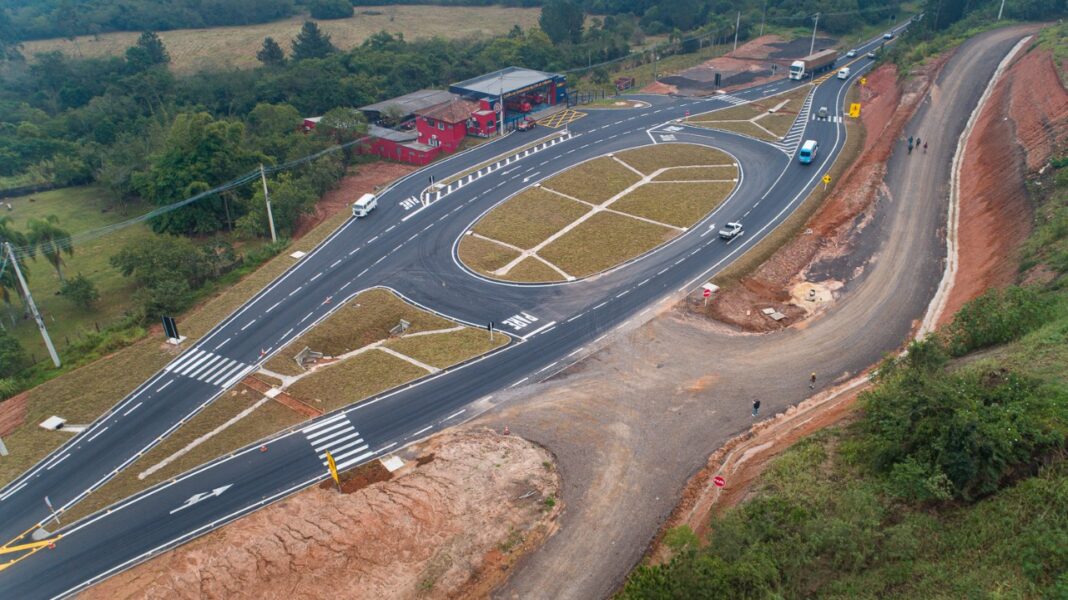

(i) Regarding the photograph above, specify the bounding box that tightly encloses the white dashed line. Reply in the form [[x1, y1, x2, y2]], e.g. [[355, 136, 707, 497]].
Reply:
[[214, 338, 231, 350], [616, 290, 630, 298], [288, 286, 302, 296], [593, 301, 608, 310], [266, 301, 282, 313], [300, 312, 314, 323], [566, 313, 584, 323], [123, 402, 143, 416], [310, 272, 322, 282], [537, 361, 559, 374], [568, 347, 585, 357], [330, 259, 342, 268], [156, 380, 174, 392], [657, 267, 670, 275], [241, 319, 256, 331], [358, 268, 369, 277], [46, 454, 71, 470], [367, 235, 379, 243], [87, 427, 109, 443], [411, 425, 433, 438], [509, 377, 529, 388], [385, 225, 396, 233]]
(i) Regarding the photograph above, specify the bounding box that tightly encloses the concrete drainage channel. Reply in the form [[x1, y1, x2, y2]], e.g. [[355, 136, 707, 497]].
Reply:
[[418, 131, 576, 205]]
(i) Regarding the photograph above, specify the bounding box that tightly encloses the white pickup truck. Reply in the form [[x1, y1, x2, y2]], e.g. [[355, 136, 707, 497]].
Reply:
[[718, 222, 743, 240]]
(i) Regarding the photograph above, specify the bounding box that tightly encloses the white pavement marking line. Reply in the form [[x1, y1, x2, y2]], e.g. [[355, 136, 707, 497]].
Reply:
[[340, 281, 351, 290], [300, 312, 314, 323], [444, 409, 465, 421], [46, 453, 71, 470], [169, 484, 233, 515], [502, 311, 539, 331], [86, 426, 109, 443], [658, 267, 670, 275], [214, 337, 231, 350], [0, 482, 28, 502], [568, 347, 585, 358], [537, 361, 558, 374], [509, 377, 529, 388], [616, 290, 630, 298], [266, 301, 282, 313], [241, 320, 255, 331], [186, 355, 222, 379], [593, 301, 608, 310], [358, 268, 369, 277], [310, 272, 322, 282], [521, 320, 557, 339], [566, 313, 584, 323], [156, 380, 174, 393], [411, 425, 433, 438], [385, 225, 396, 233], [280, 328, 294, 340], [302, 415, 367, 469], [638, 278, 650, 287], [368, 235, 379, 244], [330, 259, 342, 268], [123, 402, 142, 416], [349, 248, 359, 256]]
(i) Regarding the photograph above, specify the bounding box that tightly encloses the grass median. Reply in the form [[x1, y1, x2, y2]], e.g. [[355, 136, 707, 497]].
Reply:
[[686, 84, 812, 142], [611, 181, 736, 228], [539, 212, 676, 277], [471, 188, 589, 250]]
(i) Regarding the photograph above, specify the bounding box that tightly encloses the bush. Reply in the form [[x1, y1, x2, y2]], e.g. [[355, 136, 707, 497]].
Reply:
[[308, 0, 354, 20], [0, 329, 29, 379], [945, 286, 1056, 356], [59, 274, 100, 309]]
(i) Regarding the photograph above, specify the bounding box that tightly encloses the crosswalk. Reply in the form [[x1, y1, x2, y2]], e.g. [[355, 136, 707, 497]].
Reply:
[[811, 114, 845, 123], [164, 349, 250, 387], [772, 90, 814, 155], [302, 414, 374, 472], [715, 94, 748, 106]]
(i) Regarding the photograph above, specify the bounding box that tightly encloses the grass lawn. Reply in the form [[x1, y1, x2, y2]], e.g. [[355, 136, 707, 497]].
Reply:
[[544, 157, 641, 203], [611, 181, 735, 228], [287, 349, 427, 410], [471, 188, 589, 250], [2, 186, 154, 357], [616, 144, 732, 175], [384, 327, 506, 370], [500, 256, 567, 282], [60, 384, 303, 524], [539, 211, 675, 278], [652, 166, 738, 182], [687, 84, 812, 141], [457, 235, 521, 274], [264, 288, 453, 374], [21, 6, 542, 74]]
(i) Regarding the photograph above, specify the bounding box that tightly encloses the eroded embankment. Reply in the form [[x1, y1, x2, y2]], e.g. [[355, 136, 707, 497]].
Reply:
[[938, 45, 1068, 320], [80, 429, 560, 600], [699, 58, 947, 331]]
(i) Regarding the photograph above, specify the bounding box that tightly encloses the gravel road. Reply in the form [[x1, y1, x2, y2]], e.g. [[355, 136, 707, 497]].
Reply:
[[476, 25, 1038, 600]]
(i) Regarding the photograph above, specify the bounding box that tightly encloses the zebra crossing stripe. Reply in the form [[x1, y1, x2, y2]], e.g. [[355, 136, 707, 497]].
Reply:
[[208, 362, 246, 386], [177, 351, 212, 375], [335, 451, 376, 471], [186, 355, 223, 379], [165, 349, 202, 373], [302, 414, 347, 434]]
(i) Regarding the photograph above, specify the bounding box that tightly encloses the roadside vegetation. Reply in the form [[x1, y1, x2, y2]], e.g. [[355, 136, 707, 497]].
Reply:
[[620, 149, 1068, 597], [459, 143, 737, 282]]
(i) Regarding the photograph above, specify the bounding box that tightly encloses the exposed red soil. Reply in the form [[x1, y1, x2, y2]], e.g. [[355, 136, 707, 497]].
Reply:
[[81, 429, 560, 600], [698, 58, 947, 332], [639, 35, 789, 95], [292, 162, 417, 238], [242, 375, 322, 418], [0, 391, 27, 436], [940, 47, 1068, 322]]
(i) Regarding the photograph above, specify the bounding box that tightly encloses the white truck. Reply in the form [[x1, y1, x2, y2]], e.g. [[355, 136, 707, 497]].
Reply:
[[789, 49, 839, 80], [352, 193, 377, 218]]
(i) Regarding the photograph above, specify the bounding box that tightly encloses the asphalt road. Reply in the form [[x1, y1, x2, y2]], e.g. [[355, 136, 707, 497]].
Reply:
[[0, 25, 907, 599]]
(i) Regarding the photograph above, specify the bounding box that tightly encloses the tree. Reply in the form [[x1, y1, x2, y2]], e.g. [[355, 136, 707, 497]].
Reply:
[[0, 216, 30, 306], [257, 36, 286, 66], [308, 0, 354, 20], [134, 112, 263, 235], [316, 106, 367, 144], [0, 7, 23, 62], [59, 273, 99, 309], [26, 214, 73, 281], [539, 0, 584, 44], [291, 21, 336, 61], [236, 173, 317, 238], [125, 31, 170, 71], [0, 326, 29, 379]]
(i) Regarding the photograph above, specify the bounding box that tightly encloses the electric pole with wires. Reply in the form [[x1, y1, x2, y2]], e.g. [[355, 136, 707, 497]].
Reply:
[[2, 241, 60, 367]]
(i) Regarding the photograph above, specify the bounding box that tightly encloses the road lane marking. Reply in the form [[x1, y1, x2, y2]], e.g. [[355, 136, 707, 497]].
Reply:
[[123, 402, 143, 416], [411, 425, 433, 438], [368, 235, 379, 243], [522, 321, 557, 339], [638, 278, 650, 287], [46, 454, 71, 470], [593, 301, 607, 310], [537, 362, 558, 374], [214, 338, 231, 350], [156, 380, 174, 393], [658, 267, 670, 275], [266, 301, 282, 313], [310, 272, 322, 282], [169, 484, 233, 515], [568, 347, 585, 357], [330, 259, 342, 268], [300, 312, 314, 323], [279, 328, 293, 341], [358, 268, 369, 277], [616, 290, 630, 298], [509, 377, 529, 388], [566, 313, 584, 323], [445, 409, 465, 421]]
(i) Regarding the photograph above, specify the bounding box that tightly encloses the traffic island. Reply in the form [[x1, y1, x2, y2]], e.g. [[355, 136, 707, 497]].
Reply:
[[458, 143, 738, 282], [685, 84, 813, 141]]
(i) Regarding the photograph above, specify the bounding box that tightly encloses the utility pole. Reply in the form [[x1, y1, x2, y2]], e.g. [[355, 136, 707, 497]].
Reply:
[[809, 12, 820, 56], [653, 51, 659, 81], [996, 0, 1006, 20], [260, 164, 277, 244], [733, 11, 741, 52], [4, 242, 60, 368]]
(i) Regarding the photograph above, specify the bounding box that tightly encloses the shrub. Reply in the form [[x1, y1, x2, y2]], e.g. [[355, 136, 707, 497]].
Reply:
[[59, 274, 100, 309], [944, 286, 1056, 356], [308, 0, 354, 20]]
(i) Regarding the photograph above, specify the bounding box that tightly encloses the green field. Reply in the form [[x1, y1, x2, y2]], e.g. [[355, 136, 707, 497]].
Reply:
[[20, 6, 542, 74], [2, 187, 154, 359]]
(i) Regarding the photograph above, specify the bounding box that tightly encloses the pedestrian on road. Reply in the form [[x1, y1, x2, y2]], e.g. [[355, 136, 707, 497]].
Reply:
[[915, 135, 921, 147], [923, 141, 928, 153], [752, 400, 761, 417], [810, 372, 817, 389]]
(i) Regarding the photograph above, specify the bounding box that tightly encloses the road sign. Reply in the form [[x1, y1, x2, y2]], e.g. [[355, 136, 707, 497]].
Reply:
[[494, 101, 502, 112], [703, 288, 712, 298], [860, 76, 867, 85], [822, 174, 832, 184], [713, 475, 726, 488], [162, 315, 179, 340], [325, 451, 340, 489], [849, 103, 861, 118]]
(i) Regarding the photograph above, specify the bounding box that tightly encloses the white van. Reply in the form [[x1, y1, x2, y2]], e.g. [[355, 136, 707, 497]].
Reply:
[[798, 140, 818, 164], [352, 193, 377, 218], [837, 67, 851, 80]]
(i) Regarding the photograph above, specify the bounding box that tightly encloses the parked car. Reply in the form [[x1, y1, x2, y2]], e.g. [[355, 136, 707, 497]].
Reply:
[[718, 222, 743, 240], [846, 49, 857, 58], [837, 67, 851, 80]]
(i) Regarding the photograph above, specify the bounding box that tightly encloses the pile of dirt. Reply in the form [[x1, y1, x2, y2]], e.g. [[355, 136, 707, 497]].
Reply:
[[293, 162, 417, 238], [81, 429, 560, 600], [698, 58, 946, 332], [642, 35, 816, 95], [940, 45, 1068, 320]]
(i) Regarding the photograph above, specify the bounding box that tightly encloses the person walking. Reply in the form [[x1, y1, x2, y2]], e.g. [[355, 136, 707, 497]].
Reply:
[[915, 135, 921, 147], [809, 372, 817, 389], [923, 141, 928, 153], [751, 400, 761, 417]]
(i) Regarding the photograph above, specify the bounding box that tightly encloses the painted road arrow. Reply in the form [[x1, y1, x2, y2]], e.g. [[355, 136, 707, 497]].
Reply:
[[169, 484, 233, 515]]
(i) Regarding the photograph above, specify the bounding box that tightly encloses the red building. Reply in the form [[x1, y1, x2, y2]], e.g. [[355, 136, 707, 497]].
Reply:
[[414, 98, 479, 152], [363, 125, 439, 166]]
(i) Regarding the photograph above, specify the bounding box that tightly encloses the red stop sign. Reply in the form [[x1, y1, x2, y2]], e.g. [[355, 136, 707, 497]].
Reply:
[[703, 288, 712, 298], [713, 475, 725, 488]]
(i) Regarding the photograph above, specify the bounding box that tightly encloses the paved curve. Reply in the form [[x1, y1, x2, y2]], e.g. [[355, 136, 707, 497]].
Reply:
[[0, 26, 906, 599]]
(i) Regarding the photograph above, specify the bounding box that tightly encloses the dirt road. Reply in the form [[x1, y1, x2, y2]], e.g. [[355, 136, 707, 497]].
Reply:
[[478, 25, 1038, 600]]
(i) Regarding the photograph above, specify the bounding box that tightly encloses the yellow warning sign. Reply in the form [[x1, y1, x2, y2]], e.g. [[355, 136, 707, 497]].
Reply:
[[822, 174, 832, 184], [325, 450, 340, 486], [849, 103, 861, 118], [860, 76, 867, 85]]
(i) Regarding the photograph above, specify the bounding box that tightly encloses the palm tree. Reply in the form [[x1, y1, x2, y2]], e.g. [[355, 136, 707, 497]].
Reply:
[[0, 216, 30, 306], [27, 214, 73, 282]]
